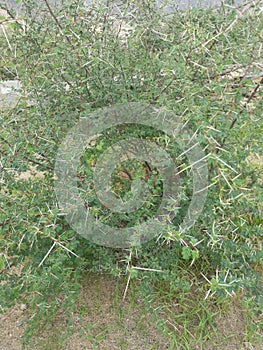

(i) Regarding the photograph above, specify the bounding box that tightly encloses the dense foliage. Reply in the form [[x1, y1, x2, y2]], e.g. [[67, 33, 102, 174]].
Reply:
[[0, 0, 262, 346]]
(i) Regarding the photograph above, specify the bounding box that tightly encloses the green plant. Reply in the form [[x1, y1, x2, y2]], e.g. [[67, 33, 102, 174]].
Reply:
[[0, 0, 262, 348]]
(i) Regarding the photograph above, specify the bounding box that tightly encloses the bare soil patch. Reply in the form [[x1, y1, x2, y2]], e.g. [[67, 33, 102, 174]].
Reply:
[[1, 274, 262, 350]]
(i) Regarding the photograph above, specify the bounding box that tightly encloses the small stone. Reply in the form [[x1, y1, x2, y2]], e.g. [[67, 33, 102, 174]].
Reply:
[[20, 303, 27, 311]]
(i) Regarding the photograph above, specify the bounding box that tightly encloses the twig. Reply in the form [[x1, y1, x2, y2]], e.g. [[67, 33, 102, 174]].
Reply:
[[38, 242, 56, 267], [1, 24, 12, 52], [132, 266, 163, 273], [43, 0, 92, 98], [122, 249, 132, 302], [122, 273, 131, 302], [217, 76, 263, 152], [151, 76, 176, 103]]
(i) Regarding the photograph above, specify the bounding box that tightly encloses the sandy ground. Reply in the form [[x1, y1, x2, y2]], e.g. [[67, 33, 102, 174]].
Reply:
[[0, 274, 262, 350]]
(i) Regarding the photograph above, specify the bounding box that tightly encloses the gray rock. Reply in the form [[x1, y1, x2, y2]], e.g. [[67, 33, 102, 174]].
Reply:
[[0, 80, 21, 109]]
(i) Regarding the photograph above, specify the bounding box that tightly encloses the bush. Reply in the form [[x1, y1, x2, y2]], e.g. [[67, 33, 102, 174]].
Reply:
[[0, 0, 262, 345]]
